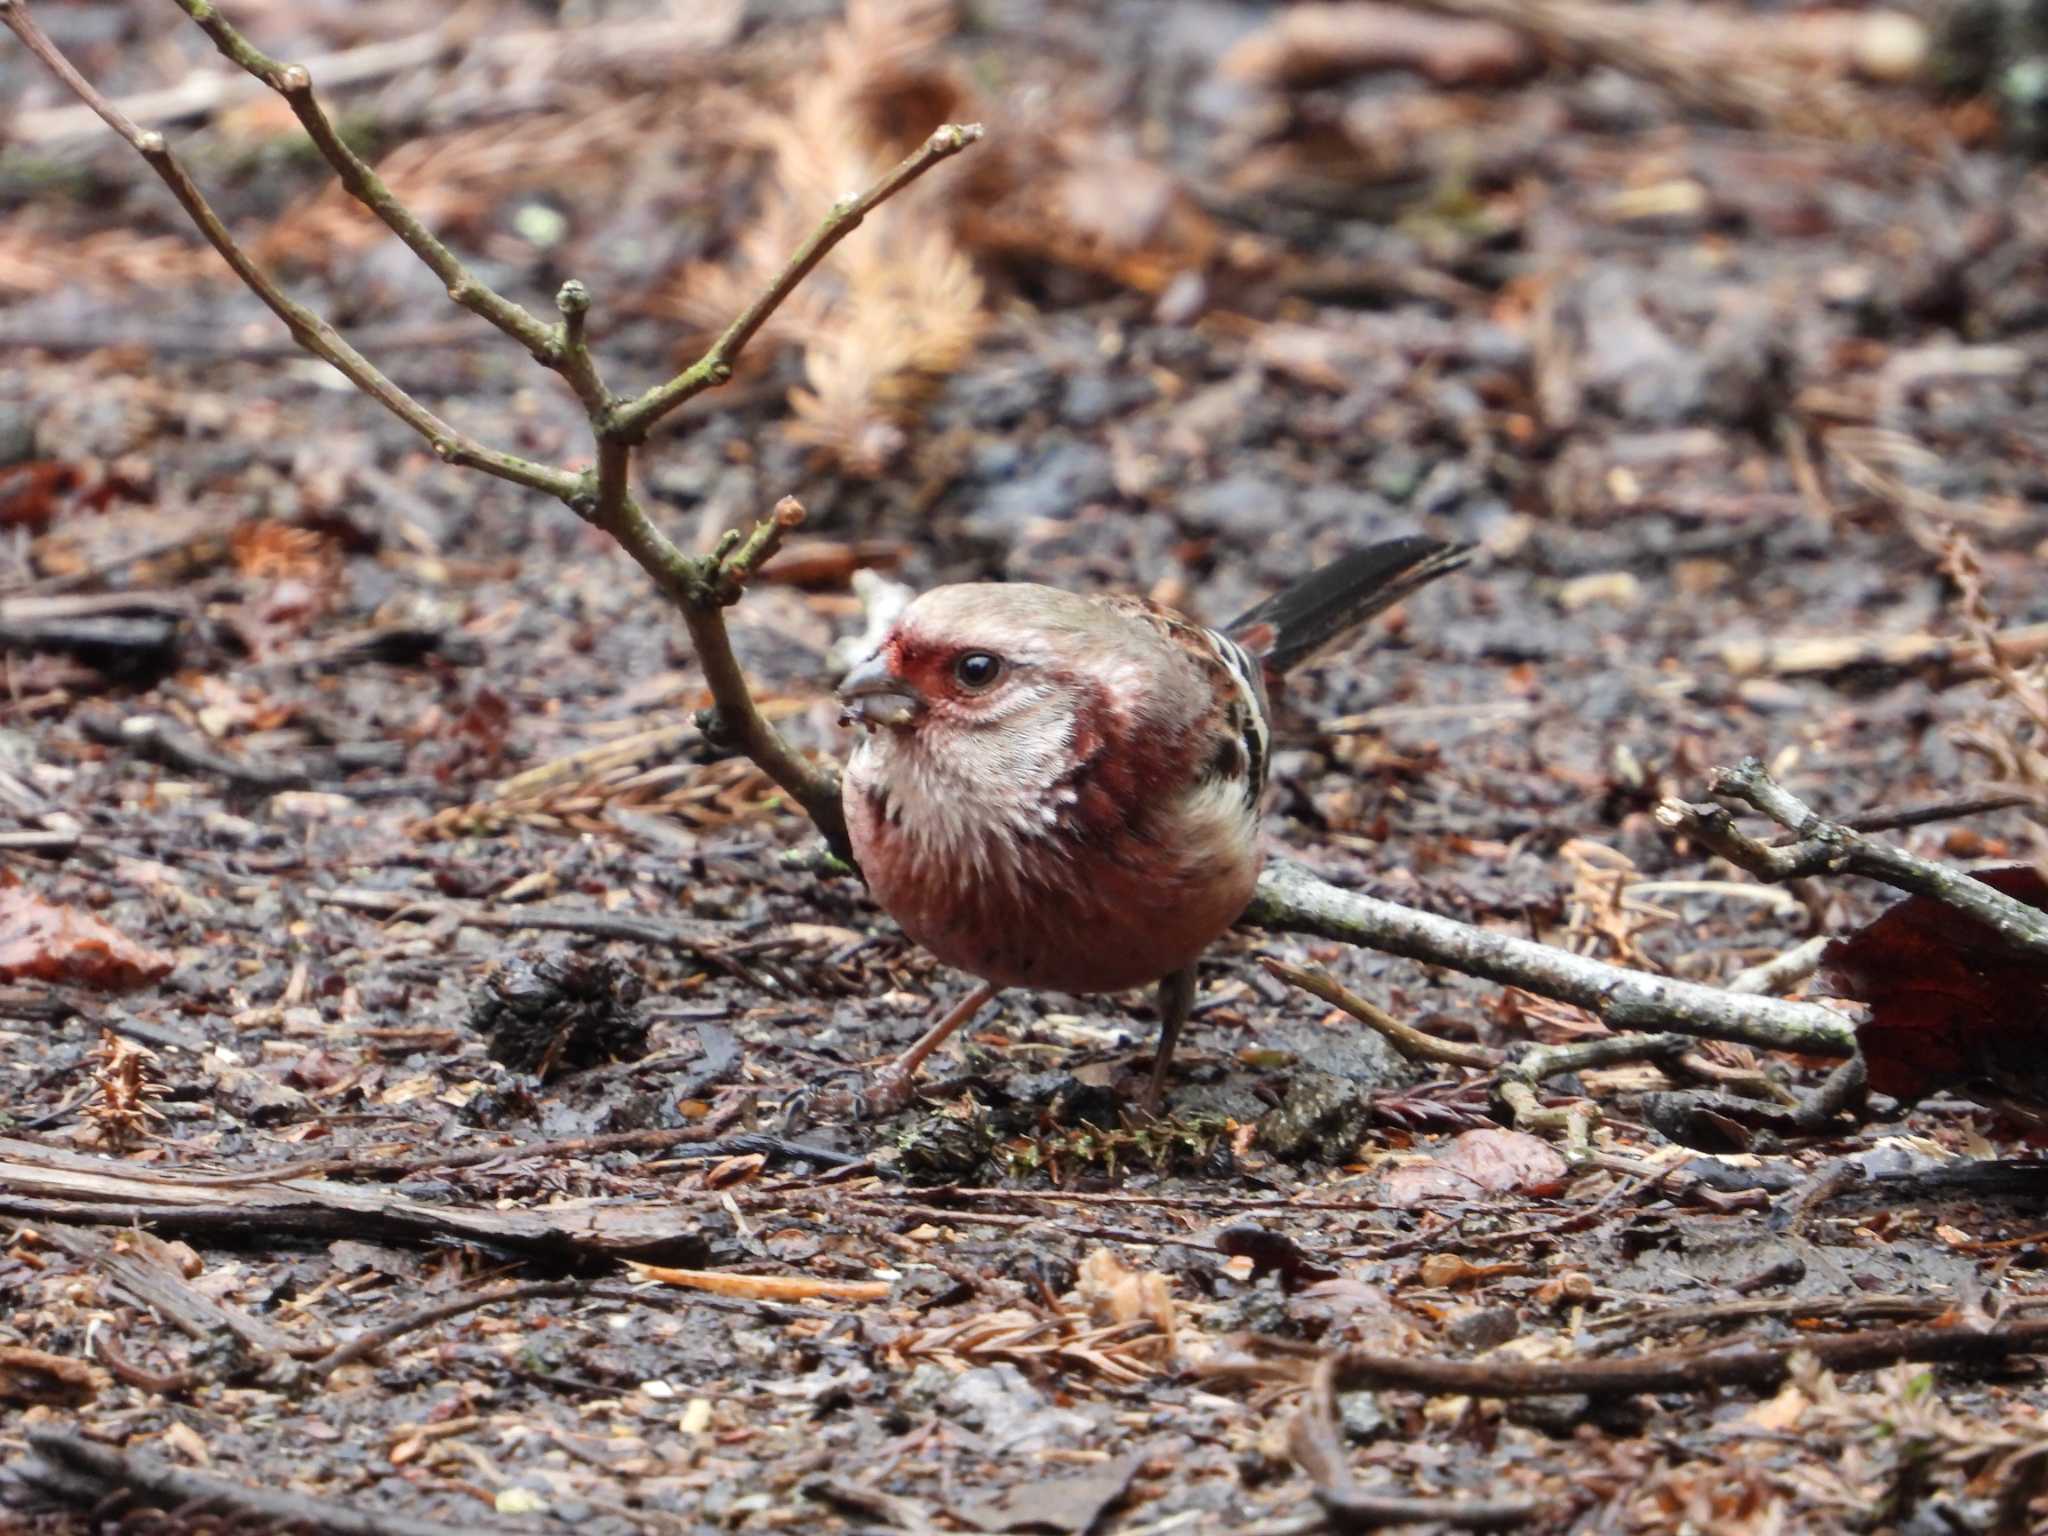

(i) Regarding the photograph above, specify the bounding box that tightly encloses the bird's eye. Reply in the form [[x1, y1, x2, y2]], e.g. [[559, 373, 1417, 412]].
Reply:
[[952, 651, 1004, 691]]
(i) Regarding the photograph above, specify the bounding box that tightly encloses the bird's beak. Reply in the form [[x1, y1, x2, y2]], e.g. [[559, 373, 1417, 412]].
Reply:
[[837, 653, 924, 728]]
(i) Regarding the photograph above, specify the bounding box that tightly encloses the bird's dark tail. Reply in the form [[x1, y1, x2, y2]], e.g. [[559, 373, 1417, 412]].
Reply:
[[1225, 537, 1471, 680]]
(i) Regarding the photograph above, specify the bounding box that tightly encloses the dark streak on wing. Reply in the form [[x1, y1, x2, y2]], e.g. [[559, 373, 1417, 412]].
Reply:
[[1206, 627, 1270, 810], [1228, 537, 1472, 679]]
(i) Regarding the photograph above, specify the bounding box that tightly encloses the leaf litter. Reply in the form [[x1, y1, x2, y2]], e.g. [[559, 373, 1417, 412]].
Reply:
[[4, 0, 2048, 1531]]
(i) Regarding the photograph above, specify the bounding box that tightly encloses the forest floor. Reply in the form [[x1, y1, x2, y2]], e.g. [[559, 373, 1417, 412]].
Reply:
[[3, 1, 2048, 1532]]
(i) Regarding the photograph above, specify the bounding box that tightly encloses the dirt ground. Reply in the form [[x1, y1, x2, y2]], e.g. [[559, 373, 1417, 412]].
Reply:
[[4, 1, 2048, 1532]]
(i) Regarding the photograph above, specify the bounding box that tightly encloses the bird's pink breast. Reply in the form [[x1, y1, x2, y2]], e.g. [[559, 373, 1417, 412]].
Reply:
[[846, 785, 1260, 995]]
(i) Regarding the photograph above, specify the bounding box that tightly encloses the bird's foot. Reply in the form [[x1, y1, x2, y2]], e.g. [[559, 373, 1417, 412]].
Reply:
[[857, 1066, 919, 1118], [797, 1066, 920, 1121]]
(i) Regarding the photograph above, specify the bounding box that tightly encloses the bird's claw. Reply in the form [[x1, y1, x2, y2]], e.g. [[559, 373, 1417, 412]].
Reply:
[[857, 1068, 918, 1118], [796, 1067, 919, 1121]]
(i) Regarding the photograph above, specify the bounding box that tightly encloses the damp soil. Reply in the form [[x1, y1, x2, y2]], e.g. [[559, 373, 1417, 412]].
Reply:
[[3, 2, 2048, 1531]]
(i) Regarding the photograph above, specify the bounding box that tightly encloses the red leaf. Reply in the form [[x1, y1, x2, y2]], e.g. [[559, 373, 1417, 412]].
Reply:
[[1824, 866, 2048, 1109], [0, 461, 82, 530], [0, 885, 175, 992]]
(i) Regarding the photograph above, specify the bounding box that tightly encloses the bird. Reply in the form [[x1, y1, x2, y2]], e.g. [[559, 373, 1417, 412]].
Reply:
[[836, 537, 1471, 1112]]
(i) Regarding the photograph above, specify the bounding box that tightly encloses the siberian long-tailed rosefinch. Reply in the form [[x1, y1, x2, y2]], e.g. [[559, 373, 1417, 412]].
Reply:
[[838, 537, 1470, 1110]]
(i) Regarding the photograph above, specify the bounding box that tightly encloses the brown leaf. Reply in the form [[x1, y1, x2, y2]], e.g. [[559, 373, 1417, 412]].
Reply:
[[0, 1344, 97, 1407], [1077, 1249, 1177, 1360], [0, 884, 174, 991], [951, 1452, 1143, 1535], [1379, 1128, 1569, 1208], [1823, 865, 2048, 1114], [0, 460, 82, 530]]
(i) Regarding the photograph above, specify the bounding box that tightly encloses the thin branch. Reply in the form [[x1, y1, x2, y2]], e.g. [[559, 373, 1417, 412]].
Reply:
[[552, 277, 611, 417], [0, 1, 576, 501], [1291, 1356, 1548, 1531], [1724, 934, 1830, 996], [173, 0, 575, 383], [1657, 757, 2048, 964], [1844, 793, 2040, 835], [21, 1428, 513, 1536], [1260, 958, 1499, 1068], [312, 1279, 589, 1379], [1246, 861, 1856, 1057], [8, 0, 972, 868], [609, 122, 986, 443], [683, 498, 853, 862]]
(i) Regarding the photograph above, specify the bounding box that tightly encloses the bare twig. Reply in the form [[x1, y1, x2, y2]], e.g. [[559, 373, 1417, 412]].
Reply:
[[3, 0, 972, 867], [1247, 862, 1856, 1057], [1724, 935, 1830, 996], [313, 1279, 592, 1379], [1657, 757, 2048, 964], [1259, 958, 1498, 1069], [0, 2, 576, 500], [607, 124, 986, 443], [683, 499, 853, 860], [174, 0, 567, 372], [1844, 794, 2040, 835], [20, 1428, 513, 1536], [1291, 1358, 1548, 1531], [1496, 1032, 1692, 1141]]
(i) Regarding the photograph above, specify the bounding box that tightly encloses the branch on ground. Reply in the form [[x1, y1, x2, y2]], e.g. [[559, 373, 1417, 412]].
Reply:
[[1290, 1356, 1548, 1531], [1209, 1311, 2048, 1401], [1248, 861, 1856, 1057]]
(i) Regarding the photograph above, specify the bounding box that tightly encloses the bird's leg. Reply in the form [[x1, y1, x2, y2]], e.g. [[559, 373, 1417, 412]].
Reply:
[[1145, 964, 1199, 1113], [865, 981, 1001, 1114]]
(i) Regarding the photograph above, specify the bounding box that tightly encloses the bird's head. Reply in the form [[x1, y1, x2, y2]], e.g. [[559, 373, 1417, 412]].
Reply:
[[837, 582, 1226, 858], [838, 583, 1118, 745]]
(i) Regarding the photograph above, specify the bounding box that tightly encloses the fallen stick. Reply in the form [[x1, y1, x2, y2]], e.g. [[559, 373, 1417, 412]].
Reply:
[[1247, 860, 1855, 1056], [1208, 1313, 2048, 1399], [626, 1261, 892, 1302], [16, 1429, 512, 1536]]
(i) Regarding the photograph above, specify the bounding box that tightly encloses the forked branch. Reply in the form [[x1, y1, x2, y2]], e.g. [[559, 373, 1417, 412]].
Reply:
[[1658, 757, 2048, 963], [2, 0, 973, 869]]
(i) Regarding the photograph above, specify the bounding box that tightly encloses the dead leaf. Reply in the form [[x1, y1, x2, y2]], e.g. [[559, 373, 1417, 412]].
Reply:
[[1823, 865, 2048, 1122], [951, 1452, 1143, 1534], [1380, 1128, 1570, 1208], [1743, 1381, 1810, 1433], [0, 883, 175, 991], [1077, 1250, 1177, 1361], [160, 1418, 211, 1466], [0, 460, 82, 530]]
